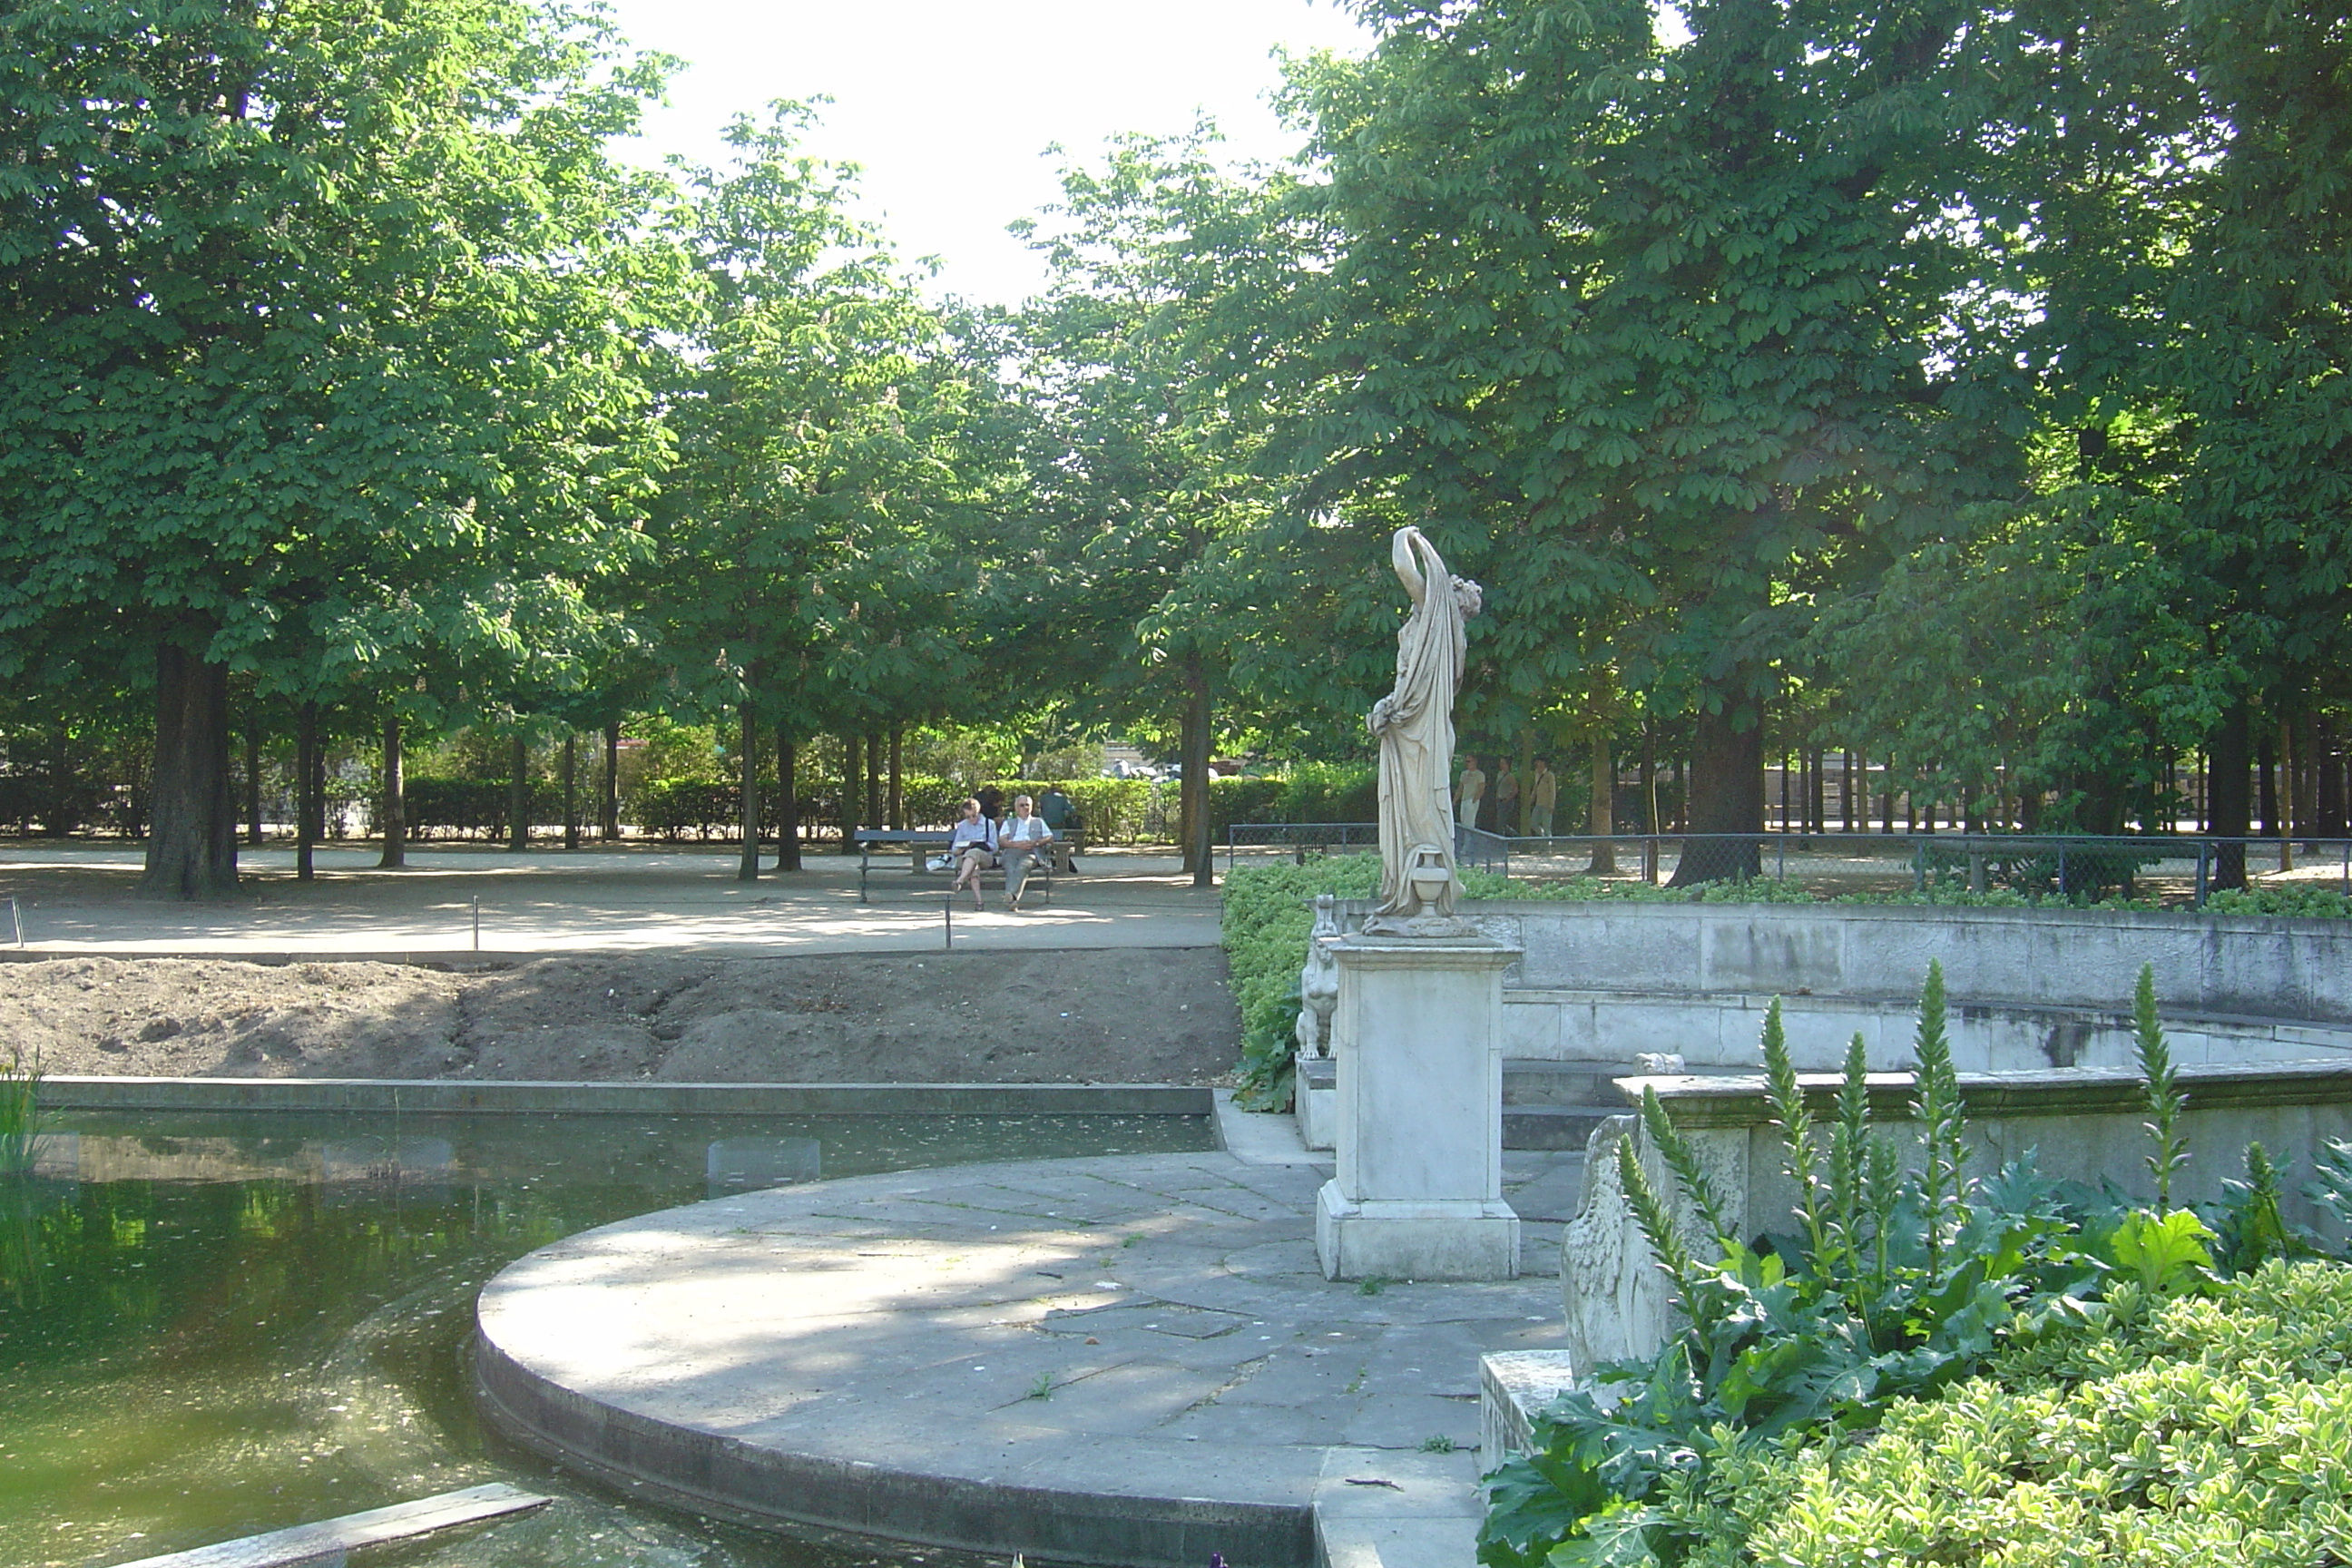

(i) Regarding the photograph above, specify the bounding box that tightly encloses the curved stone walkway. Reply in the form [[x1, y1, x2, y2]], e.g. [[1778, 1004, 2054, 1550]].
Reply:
[[475, 1149, 1581, 1567]]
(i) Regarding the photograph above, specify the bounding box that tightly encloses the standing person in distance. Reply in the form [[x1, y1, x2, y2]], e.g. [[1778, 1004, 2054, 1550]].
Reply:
[[1494, 759, 1520, 836], [1528, 758, 1559, 838], [1038, 783, 1080, 868], [1457, 755, 1487, 831]]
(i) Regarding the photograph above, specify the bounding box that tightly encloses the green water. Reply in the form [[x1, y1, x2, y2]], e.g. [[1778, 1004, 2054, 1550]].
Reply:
[[0, 1111, 1216, 1568]]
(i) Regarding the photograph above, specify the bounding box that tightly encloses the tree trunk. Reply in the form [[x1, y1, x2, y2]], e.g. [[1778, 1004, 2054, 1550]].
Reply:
[[243, 723, 264, 847], [138, 638, 239, 899], [603, 722, 621, 842], [2279, 718, 2298, 870], [1586, 728, 1616, 874], [295, 700, 318, 882], [1667, 668, 1766, 885], [2259, 730, 2279, 837], [2295, 715, 2318, 837], [2320, 722, 2346, 837], [2209, 701, 2253, 891], [1180, 662, 1213, 886], [776, 732, 801, 872], [1640, 723, 1658, 834], [865, 730, 882, 835], [377, 716, 406, 869], [507, 734, 529, 852], [562, 733, 580, 850], [736, 705, 760, 881], [842, 733, 863, 848], [887, 726, 903, 830]]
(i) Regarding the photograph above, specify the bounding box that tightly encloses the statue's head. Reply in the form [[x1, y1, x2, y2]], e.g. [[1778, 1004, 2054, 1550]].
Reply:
[[1451, 575, 1484, 617]]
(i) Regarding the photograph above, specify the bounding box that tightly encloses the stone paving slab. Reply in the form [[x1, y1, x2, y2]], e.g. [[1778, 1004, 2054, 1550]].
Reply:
[[474, 1149, 1572, 1567]]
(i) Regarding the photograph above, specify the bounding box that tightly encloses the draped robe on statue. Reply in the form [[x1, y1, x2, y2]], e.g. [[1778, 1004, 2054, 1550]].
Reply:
[[1368, 527, 1477, 924]]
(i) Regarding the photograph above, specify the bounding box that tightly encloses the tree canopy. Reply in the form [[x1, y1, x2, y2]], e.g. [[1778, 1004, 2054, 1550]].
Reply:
[[2, 0, 2346, 891]]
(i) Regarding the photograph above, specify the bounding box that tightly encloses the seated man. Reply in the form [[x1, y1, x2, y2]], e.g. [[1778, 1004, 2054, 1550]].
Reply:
[[999, 794, 1055, 912]]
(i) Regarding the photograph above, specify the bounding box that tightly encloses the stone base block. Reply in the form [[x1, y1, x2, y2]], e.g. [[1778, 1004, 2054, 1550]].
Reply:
[[1296, 1057, 1337, 1152], [1479, 1350, 1579, 1472], [1316, 1180, 1518, 1282]]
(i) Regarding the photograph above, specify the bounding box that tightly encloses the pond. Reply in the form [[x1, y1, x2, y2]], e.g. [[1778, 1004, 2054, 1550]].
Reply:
[[0, 1110, 1218, 1568]]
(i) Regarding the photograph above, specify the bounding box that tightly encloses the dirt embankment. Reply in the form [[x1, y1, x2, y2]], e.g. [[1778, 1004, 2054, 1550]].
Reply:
[[0, 949, 1241, 1084]]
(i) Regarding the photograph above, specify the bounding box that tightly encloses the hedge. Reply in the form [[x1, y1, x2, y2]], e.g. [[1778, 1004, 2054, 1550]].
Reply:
[[1684, 1261, 2352, 1567], [1221, 853, 1524, 1110], [403, 777, 519, 838], [971, 779, 1158, 843], [0, 774, 110, 836]]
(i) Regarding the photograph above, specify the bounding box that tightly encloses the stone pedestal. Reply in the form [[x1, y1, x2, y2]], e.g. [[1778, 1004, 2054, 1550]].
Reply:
[[1317, 934, 1520, 1281]]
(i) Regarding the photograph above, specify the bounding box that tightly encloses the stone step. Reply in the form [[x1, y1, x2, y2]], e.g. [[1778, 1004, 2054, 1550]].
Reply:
[[1298, 1056, 1638, 1106], [1501, 1105, 1618, 1151], [1500, 1058, 1637, 1107], [1293, 1056, 1627, 1151]]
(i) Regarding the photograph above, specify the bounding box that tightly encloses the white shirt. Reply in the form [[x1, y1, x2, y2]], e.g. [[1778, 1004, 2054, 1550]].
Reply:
[[950, 818, 996, 852], [1004, 814, 1053, 846]]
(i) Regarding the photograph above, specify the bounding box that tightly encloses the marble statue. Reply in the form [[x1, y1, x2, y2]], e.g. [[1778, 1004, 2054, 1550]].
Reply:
[[1294, 893, 1342, 1057], [1365, 526, 1483, 936]]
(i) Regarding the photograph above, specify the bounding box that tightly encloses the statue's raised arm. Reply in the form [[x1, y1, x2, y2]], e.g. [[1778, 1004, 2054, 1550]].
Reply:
[[1365, 526, 1481, 936], [1392, 526, 1429, 605]]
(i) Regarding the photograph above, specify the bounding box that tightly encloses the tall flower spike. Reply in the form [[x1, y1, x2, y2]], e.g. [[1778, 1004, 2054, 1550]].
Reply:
[[1761, 997, 1826, 1259], [1910, 959, 1967, 1271], [2134, 962, 2189, 1209]]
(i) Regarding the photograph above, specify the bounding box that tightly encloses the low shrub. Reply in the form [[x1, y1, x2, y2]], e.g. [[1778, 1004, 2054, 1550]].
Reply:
[[1274, 761, 1377, 824], [2204, 882, 2352, 919], [1220, 853, 1523, 1109], [634, 779, 737, 840], [403, 777, 516, 838], [976, 779, 1156, 844], [1222, 856, 1381, 1110], [1479, 962, 2349, 1568], [0, 772, 106, 836], [1685, 1261, 2352, 1567]]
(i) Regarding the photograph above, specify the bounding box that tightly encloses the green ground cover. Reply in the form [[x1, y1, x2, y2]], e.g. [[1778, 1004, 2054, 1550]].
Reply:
[[1476, 965, 2352, 1567]]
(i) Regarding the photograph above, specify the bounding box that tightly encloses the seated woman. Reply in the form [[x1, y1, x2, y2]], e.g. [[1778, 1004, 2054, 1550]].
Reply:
[[946, 798, 999, 910], [999, 794, 1055, 912]]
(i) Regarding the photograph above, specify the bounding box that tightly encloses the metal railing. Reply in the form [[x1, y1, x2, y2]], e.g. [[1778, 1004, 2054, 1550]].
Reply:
[[1222, 820, 1381, 871], [1223, 824, 2352, 906]]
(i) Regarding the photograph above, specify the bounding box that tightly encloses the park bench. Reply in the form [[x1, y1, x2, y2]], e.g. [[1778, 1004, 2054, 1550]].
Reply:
[[852, 826, 1084, 902], [852, 828, 954, 901]]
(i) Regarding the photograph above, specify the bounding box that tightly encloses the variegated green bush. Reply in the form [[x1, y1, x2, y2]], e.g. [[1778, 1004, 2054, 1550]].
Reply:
[[1684, 1262, 2352, 1567]]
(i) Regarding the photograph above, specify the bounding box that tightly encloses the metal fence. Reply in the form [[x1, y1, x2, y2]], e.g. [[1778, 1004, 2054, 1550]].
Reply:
[[1226, 824, 2352, 905], [1222, 821, 1381, 870]]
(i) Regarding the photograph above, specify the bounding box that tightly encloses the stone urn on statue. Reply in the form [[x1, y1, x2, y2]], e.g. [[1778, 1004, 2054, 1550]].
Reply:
[[1315, 525, 1519, 1283]]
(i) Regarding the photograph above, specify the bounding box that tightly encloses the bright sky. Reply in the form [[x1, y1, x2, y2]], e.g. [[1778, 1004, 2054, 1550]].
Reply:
[[602, 1, 1375, 306]]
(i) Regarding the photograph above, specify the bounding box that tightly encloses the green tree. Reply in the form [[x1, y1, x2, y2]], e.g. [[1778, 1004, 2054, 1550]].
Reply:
[[652, 107, 985, 877], [1285, 0, 2052, 878], [1005, 130, 1312, 881], [0, 0, 674, 897]]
